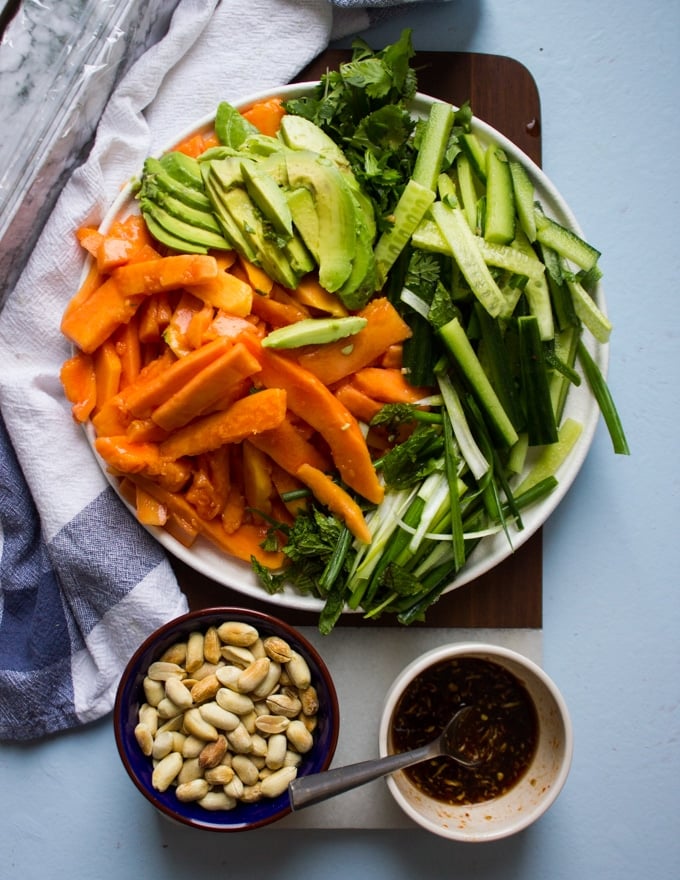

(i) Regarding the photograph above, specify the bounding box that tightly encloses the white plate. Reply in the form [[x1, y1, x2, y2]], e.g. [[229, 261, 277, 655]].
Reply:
[[89, 83, 607, 613]]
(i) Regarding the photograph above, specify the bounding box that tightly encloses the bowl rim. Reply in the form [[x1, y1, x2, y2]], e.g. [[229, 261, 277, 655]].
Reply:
[[113, 605, 340, 831], [378, 642, 574, 842]]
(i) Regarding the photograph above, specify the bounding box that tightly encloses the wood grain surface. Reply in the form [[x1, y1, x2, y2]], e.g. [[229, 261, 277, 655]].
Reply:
[[177, 51, 543, 629]]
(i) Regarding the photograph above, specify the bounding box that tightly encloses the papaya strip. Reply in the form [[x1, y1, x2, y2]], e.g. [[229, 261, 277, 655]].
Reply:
[[60, 277, 145, 353], [242, 97, 286, 137], [95, 436, 191, 492], [151, 342, 261, 431], [187, 263, 253, 317], [250, 291, 309, 327], [248, 415, 331, 477], [93, 340, 123, 409], [159, 387, 287, 460], [238, 257, 274, 296], [242, 337, 384, 505], [334, 381, 383, 424], [290, 275, 348, 317], [295, 462, 372, 544], [297, 296, 412, 385], [60, 351, 97, 423], [135, 484, 169, 527], [125, 336, 230, 418], [76, 226, 105, 257], [202, 520, 285, 568], [242, 440, 274, 521], [352, 367, 431, 404], [112, 254, 218, 297]]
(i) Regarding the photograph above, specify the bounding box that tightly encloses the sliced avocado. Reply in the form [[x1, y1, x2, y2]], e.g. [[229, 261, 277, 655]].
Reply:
[[262, 316, 367, 349], [239, 134, 287, 159], [219, 186, 299, 289], [279, 116, 353, 176], [208, 156, 246, 190], [159, 151, 204, 190], [142, 157, 213, 212], [337, 212, 379, 310], [285, 151, 357, 293], [254, 152, 290, 186], [151, 189, 226, 236], [140, 199, 231, 252], [286, 187, 319, 260], [203, 176, 258, 261], [283, 234, 315, 277], [241, 158, 293, 238]]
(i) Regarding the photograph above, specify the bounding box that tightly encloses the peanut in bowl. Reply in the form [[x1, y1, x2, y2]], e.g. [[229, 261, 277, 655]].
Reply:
[[113, 607, 339, 831]]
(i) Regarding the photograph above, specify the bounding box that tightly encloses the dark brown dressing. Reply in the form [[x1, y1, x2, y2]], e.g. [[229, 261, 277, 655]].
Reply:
[[391, 657, 538, 805]]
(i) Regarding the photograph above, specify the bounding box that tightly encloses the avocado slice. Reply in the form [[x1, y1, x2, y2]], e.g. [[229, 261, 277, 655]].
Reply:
[[286, 187, 319, 260], [262, 316, 367, 349], [285, 151, 357, 293], [140, 200, 229, 252], [142, 157, 213, 212], [203, 176, 258, 260], [241, 159, 293, 238], [218, 186, 299, 289], [159, 151, 205, 190], [279, 116, 353, 177]]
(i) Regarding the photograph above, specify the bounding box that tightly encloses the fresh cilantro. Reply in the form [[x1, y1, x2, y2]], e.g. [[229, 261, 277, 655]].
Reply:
[[284, 30, 419, 217]]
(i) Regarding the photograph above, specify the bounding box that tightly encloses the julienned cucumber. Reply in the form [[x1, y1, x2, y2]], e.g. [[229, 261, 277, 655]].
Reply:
[[438, 315, 519, 448], [484, 148, 515, 245], [373, 180, 435, 284], [430, 200, 507, 318], [534, 210, 601, 271]]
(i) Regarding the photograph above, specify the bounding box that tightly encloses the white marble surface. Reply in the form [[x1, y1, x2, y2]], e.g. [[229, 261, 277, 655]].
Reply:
[[0, 0, 179, 304]]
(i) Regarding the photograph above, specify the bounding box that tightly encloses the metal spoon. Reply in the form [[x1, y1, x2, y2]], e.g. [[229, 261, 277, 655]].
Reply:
[[288, 705, 482, 811]]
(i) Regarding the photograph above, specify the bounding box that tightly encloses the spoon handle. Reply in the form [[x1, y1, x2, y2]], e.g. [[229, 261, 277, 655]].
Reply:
[[288, 745, 433, 810]]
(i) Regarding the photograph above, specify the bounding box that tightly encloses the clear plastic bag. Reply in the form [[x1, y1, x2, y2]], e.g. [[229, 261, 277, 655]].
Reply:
[[0, 0, 180, 308]]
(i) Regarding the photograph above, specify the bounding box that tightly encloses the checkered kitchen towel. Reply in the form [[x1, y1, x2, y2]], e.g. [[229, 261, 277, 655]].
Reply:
[[0, 0, 448, 740]]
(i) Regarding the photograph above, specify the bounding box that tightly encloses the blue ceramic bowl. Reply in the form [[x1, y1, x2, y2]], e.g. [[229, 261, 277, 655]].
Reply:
[[114, 606, 339, 831]]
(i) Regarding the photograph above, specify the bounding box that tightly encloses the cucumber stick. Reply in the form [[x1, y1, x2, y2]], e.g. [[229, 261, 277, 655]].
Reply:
[[514, 417, 583, 495], [430, 200, 506, 318], [518, 315, 558, 446], [509, 159, 537, 242], [534, 210, 601, 271], [438, 315, 519, 448], [374, 179, 435, 285], [412, 101, 455, 192], [484, 148, 515, 244]]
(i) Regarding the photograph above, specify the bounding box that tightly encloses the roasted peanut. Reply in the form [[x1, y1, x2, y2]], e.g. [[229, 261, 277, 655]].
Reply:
[[286, 719, 314, 753], [217, 621, 259, 647], [286, 651, 311, 690], [185, 631, 204, 674], [203, 626, 222, 665], [260, 765, 298, 799], [176, 778, 210, 803], [135, 619, 322, 813], [152, 751, 183, 792], [198, 735, 228, 769], [263, 636, 293, 664]]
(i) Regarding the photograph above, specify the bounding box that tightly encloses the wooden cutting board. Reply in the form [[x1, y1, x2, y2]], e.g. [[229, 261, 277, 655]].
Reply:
[[176, 52, 543, 630]]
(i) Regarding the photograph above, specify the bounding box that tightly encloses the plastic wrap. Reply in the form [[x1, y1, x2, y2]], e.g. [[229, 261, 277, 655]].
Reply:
[[0, 0, 181, 308]]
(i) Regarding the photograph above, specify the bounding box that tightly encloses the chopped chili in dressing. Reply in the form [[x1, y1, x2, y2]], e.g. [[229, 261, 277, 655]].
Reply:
[[391, 657, 538, 804]]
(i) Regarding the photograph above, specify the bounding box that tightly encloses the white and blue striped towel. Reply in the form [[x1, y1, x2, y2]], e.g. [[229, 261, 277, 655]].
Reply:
[[0, 0, 446, 740]]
